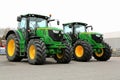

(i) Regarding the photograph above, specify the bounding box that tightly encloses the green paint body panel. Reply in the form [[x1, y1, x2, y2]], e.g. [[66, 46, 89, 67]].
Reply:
[[63, 34, 72, 44], [37, 27, 63, 31], [16, 30, 26, 53], [78, 32, 105, 49], [15, 27, 67, 56]]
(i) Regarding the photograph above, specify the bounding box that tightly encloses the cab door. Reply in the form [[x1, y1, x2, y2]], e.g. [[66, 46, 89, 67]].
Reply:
[[18, 18, 27, 39]]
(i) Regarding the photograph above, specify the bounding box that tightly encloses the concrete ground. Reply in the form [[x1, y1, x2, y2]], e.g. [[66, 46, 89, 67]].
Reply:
[[0, 55, 120, 80]]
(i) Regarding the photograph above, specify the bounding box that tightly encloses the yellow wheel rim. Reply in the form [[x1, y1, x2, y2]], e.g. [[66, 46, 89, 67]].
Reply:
[[7, 39, 15, 56], [95, 49, 104, 57], [75, 45, 84, 57], [29, 45, 36, 59], [56, 53, 64, 59]]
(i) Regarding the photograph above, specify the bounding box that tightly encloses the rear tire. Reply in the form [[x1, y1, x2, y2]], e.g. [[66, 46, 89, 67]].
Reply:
[[27, 39, 46, 65], [73, 40, 92, 62], [6, 34, 22, 62], [53, 41, 72, 63], [93, 42, 112, 61]]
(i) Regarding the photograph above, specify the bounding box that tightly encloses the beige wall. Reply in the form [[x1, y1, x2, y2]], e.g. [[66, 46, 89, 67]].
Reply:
[[104, 31, 120, 38], [103, 31, 120, 52]]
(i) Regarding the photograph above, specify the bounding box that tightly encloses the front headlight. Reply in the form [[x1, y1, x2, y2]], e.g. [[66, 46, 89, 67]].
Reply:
[[96, 34, 101, 37], [53, 30, 59, 33], [61, 31, 63, 34]]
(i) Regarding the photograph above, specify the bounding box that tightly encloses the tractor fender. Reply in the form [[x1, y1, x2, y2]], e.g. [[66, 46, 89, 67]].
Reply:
[[5, 30, 20, 40], [28, 36, 41, 41], [29, 36, 40, 40], [63, 34, 72, 42]]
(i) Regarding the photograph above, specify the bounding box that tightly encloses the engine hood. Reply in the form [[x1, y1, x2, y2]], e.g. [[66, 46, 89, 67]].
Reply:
[[37, 27, 62, 31], [80, 32, 103, 36]]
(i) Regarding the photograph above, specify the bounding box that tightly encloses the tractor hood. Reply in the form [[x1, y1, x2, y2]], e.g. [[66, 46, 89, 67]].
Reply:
[[79, 32, 103, 44], [37, 27, 62, 31], [80, 32, 103, 35]]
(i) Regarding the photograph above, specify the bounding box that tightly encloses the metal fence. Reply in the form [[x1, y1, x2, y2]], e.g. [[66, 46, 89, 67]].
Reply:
[[0, 47, 6, 54], [112, 48, 120, 57]]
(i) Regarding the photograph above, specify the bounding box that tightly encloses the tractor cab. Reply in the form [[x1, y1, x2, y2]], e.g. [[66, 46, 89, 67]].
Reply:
[[17, 14, 48, 31], [17, 14, 59, 30], [63, 22, 93, 34], [17, 14, 62, 43], [63, 22, 92, 43]]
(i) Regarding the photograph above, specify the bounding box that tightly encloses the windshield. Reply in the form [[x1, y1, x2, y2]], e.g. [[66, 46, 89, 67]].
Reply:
[[64, 25, 72, 33], [29, 17, 47, 29], [74, 24, 86, 33], [47, 19, 61, 29]]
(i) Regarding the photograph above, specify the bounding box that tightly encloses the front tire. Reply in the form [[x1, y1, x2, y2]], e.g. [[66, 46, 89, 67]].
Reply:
[[93, 42, 112, 61], [27, 39, 46, 65], [53, 42, 72, 63], [6, 34, 22, 61], [73, 40, 92, 62]]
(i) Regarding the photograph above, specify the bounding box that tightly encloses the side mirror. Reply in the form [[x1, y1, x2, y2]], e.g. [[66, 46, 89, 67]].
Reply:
[[17, 17, 21, 22], [48, 19, 55, 23], [69, 24, 72, 28], [91, 26, 93, 30], [87, 25, 93, 30], [57, 20, 60, 25]]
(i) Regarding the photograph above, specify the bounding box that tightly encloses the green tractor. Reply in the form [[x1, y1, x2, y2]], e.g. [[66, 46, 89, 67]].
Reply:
[[5, 14, 72, 65], [63, 22, 112, 61]]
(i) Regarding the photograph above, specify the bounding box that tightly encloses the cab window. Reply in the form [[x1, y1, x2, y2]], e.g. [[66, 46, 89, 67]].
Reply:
[[64, 25, 72, 33], [19, 18, 26, 29]]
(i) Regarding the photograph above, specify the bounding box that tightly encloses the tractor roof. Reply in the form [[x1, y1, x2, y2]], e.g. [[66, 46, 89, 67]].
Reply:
[[63, 22, 88, 26], [20, 14, 49, 19]]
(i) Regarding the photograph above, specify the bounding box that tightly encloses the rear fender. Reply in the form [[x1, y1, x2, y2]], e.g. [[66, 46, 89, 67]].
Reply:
[[5, 30, 20, 40], [5, 30, 26, 56]]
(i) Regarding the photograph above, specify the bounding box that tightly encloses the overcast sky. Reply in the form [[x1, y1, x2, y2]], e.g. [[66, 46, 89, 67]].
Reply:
[[0, 0, 120, 33]]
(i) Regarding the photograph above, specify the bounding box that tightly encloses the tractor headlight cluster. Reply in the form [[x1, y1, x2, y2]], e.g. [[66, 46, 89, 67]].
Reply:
[[61, 31, 63, 34], [48, 30, 63, 41], [96, 34, 101, 37], [92, 34, 103, 43], [53, 30, 59, 34]]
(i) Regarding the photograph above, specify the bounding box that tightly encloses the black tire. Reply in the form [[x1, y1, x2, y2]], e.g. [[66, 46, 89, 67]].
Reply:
[[27, 39, 46, 65], [6, 34, 22, 61], [93, 42, 112, 61], [53, 41, 72, 63], [73, 40, 92, 62]]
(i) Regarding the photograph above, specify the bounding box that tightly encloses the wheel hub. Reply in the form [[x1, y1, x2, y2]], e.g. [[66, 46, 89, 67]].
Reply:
[[56, 53, 64, 59], [95, 48, 104, 57], [8, 39, 15, 56], [75, 45, 84, 57], [29, 45, 36, 59]]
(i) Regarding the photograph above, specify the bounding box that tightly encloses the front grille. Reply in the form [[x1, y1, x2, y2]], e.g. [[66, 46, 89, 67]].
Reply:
[[92, 34, 103, 43], [48, 30, 63, 41]]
